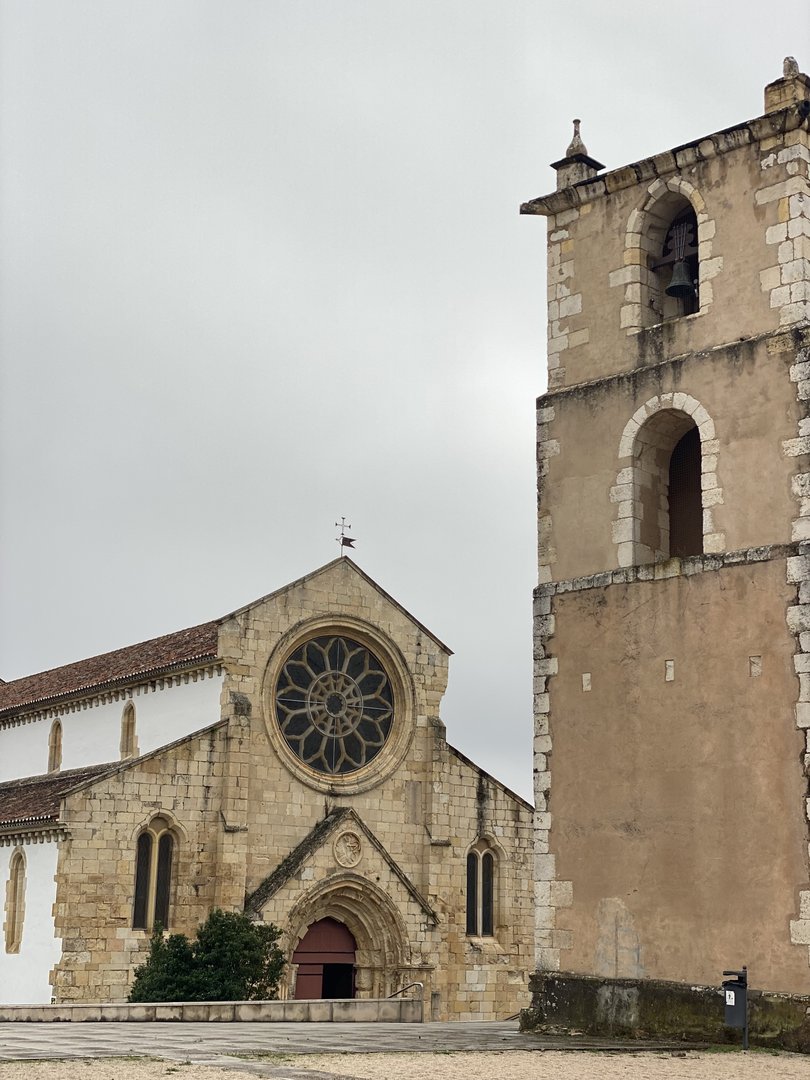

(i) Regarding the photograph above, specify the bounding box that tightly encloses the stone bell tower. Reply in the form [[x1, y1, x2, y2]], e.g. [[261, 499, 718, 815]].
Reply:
[[521, 59, 810, 994]]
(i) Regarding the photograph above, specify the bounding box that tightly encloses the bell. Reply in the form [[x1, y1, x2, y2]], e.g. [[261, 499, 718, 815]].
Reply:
[[665, 259, 695, 300]]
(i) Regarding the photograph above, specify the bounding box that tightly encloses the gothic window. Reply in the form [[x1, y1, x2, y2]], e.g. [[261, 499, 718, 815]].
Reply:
[[132, 817, 175, 931], [4, 849, 26, 953], [47, 720, 62, 773], [466, 843, 496, 937], [120, 702, 138, 759]]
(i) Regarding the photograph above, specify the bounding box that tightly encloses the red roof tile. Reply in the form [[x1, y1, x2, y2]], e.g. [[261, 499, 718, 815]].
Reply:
[[0, 622, 219, 716], [0, 764, 117, 828]]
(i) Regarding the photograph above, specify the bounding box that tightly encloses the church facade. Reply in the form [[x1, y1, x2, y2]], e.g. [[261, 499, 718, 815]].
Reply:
[[0, 558, 533, 1015], [524, 60, 810, 993]]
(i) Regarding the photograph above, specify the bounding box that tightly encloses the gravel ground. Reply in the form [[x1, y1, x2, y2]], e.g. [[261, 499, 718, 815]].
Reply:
[[1, 1051, 809, 1080]]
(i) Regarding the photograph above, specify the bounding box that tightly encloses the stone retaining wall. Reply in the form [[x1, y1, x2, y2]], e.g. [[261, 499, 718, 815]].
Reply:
[[0, 997, 423, 1023], [521, 971, 810, 1052]]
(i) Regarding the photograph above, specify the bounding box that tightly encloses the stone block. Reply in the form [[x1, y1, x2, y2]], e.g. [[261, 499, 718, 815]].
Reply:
[[534, 854, 556, 881], [789, 919, 810, 945], [787, 555, 810, 582]]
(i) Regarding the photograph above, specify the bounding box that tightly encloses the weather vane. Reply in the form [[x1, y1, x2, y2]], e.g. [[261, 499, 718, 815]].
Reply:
[[335, 517, 357, 555]]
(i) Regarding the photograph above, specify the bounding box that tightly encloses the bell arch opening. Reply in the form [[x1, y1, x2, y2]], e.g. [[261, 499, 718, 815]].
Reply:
[[615, 179, 714, 334], [649, 197, 699, 322]]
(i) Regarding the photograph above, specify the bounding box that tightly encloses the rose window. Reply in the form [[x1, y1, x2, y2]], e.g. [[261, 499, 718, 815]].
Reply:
[[274, 635, 394, 775]]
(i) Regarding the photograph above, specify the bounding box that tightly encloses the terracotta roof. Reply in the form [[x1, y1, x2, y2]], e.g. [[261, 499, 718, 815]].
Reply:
[[0, 764, 117, 828], [0, 622, 219, 716]]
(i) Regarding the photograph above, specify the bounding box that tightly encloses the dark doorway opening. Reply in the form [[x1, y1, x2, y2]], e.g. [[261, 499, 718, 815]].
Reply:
[[668, 425, 703, 557], [292, 917, 357, 1000], [322, 962, 355, 998]]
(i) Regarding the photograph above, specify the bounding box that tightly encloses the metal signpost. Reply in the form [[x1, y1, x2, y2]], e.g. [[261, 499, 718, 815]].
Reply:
[[722, 966, 749, 1050]]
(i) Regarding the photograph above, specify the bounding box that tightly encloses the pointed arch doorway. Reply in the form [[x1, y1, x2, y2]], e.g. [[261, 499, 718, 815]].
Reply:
[[292, 917, 356, 999]]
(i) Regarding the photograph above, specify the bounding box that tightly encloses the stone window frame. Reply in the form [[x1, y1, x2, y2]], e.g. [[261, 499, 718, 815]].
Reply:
[[4, 847, 26, 954], [612, 393, 725, 568], [47, 719, 62, 773], [119, 701, 139, 760], [611, 176, 720, 333], [465, 839, 499, 939], [132, 815, 177, 932]]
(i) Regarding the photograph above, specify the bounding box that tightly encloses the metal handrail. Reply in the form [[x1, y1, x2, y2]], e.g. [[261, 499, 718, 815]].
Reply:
[[388, 981, 424, 999]]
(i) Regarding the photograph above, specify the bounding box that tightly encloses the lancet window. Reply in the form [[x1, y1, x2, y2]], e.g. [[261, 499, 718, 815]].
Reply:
[[132, 817, 175, 931]]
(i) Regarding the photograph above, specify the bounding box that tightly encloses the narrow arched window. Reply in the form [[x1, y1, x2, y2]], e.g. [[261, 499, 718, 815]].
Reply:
[[481, 852, 494, 937], [465, 852, 478, 935], [120, 702, 138, 759], [668, 426, 703, 557], [154, 833, 173, 929], [466, 843, 497, 937], [5, 849, 26, 953], [132, 832, 152, 930], [628, 410, 704, 565], [132, 818, 175, 931], [47, 720, 62, 773]]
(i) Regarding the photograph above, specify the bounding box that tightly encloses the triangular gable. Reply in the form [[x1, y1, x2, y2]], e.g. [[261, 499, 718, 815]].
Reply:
[[1, 558, 449, 718], [61, 718, 230, 800], [220, 557, 452, 656], [245, 807, 437, 924]]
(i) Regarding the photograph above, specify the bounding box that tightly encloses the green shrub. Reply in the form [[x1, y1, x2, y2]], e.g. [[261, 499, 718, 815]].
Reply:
[[128, 909, 285, 1002]]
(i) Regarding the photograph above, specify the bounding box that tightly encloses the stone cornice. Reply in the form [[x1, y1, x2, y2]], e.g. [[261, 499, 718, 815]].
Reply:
[[0, 825, 66, 846], [0, 662, 223, 731], [521, 106, 808, 218], [535, 325, 810, 408], [534, 543, 800, 601]]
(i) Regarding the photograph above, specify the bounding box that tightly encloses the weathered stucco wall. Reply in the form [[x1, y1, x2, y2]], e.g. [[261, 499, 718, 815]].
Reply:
[[539, 332, 803, 583], [0, 840, 61, 1005], [547, 559, 810, 993], [0, 673, 223, 784]]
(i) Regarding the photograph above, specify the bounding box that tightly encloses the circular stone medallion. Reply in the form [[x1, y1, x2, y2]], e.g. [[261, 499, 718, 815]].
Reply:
[[333, 831, 363, 868], [274, 635, 394, 776]]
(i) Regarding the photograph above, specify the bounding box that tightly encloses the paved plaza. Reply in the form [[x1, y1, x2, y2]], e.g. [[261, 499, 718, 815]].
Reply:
[[0, 1020, 688, 1066]]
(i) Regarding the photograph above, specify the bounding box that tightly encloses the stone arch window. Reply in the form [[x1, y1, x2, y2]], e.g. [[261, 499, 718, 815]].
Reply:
[[47, 719, 62, 773], [466, 841, 496, 937], [132, 816, 175, 931], [120, 702, 138, 760], [613, 177, 719, 333], [4, 848, 26, 953], [613, 394, 725, 567]]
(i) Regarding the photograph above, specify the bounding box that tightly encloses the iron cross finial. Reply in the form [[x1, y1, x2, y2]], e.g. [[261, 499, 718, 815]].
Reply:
[[335, 517, 357, 555]]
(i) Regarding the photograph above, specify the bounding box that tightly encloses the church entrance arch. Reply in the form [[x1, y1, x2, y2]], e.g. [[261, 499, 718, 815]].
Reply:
[[286, 874, 409, 1000], [292, 917, 356, 999]]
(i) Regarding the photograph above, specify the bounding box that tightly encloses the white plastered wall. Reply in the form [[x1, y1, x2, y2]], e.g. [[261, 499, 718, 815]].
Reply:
[[0, 840, 60, 1004], [0, 672, 224, 782]]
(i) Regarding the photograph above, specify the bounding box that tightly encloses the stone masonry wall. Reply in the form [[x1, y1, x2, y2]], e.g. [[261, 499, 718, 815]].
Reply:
[[52, 723, 230, 1002], [217, 559, 533, 1020]]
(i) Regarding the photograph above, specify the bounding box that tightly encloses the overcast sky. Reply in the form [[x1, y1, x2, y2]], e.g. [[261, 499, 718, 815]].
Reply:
[[0, 3, 806, 801]]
